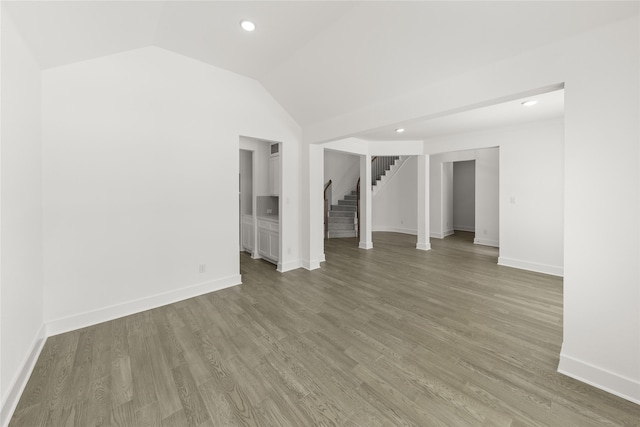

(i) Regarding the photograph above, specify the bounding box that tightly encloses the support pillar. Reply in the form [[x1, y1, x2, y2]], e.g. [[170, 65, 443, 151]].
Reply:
[[359, 154, 373, 249], [417, 154, 432, 251]]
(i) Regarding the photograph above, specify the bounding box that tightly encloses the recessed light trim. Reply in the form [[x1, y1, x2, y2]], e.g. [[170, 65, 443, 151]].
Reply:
[[395, 128, 405, 133], [240, 20, 256, 32], [521, 100, 538, 107]]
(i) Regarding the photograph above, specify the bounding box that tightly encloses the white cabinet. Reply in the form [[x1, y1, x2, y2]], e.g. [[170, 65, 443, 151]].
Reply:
[[257, 217, 279, 263], [241, 215, 254, 252], [269, 144, 280, 196]]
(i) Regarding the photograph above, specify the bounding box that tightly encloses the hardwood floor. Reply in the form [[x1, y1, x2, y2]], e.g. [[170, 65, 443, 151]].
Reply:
[[10, 232, 640, 426]]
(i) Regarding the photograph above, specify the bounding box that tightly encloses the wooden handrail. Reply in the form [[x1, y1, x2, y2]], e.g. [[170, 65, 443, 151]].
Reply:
[[324, 180, 332, 239], [324, 179, 332, 200]]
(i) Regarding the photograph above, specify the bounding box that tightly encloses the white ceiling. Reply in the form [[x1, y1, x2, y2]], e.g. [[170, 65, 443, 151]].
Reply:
[[361, 88, 565, 141], [3, 1, 637, 129]]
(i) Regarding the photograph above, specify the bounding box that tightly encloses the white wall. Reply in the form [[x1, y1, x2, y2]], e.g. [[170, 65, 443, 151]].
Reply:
[[239, 149, 252, 216], [239, 137, 270, 198], [499, 120, 564, 276], [372, 155, 418, 235], [323, 150, 359, 205], [442, 162, 454, 236], [304, 15, 640, 398], [430, 148, 499, 246], [41, 46, 301, 335], [425, 120, 564, 274], [453, 160, 475, 232], [0, 10, 45, 424]]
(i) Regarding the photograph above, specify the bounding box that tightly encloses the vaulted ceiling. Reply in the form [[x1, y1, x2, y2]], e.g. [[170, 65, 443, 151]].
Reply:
[[3, 1, 638, 129]]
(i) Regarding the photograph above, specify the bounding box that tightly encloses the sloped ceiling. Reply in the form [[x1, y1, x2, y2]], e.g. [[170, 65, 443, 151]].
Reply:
[[3, 1, 638, 128]]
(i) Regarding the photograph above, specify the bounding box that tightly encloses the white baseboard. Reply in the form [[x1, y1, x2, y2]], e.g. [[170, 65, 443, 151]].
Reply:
[[498, 256, 563, 277], [558, 346, 640, 404], [302, 259, 321, 270], [1, 323, 47, 427], [416, 242, 431, 251], [431, 230, 455, 239], [319, 253, 326, 263], [453, 225, 475, 232], [372, 226, 417, 235], [474, 237, 499, 247], [358, 241, 374, 250], [46, 275, 241, 336], [277, 259, 300, 273]]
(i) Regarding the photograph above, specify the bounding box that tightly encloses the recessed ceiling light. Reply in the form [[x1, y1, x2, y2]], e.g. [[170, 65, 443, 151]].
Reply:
[[521, 100, 537, 107], [240, 20, 256, 32], [395, 128, 405, 133]]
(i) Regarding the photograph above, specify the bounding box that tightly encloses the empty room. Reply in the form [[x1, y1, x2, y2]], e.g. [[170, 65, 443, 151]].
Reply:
[[1, 1, 639, 426]]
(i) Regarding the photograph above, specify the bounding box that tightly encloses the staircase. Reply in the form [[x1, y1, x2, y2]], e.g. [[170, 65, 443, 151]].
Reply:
[[325, 156, 403, 239], [327, 191, 358, 238]]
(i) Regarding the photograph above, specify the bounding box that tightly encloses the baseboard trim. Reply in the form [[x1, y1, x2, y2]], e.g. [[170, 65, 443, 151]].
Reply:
[[1, 323, 47, 427], [430, 230, 454, 239], [372, 226, 417, 235], [453, 225, 475, 232], [416, 242, 431, 251], [277, 259, 300, 273], [474, 237, 499, 247], [46, 275, 242, 336], [358, 242, 374, 250], [558, 346, 640, 404], [498, 256, 563, 277], [302, 259, 321, 270]]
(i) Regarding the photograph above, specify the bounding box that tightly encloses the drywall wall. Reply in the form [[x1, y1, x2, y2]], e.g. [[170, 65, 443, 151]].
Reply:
[[442, 162, 454, 236], [41, 46, 301, 335], [499, 120, 564, 276], [372, 156, 418, 235], [304, 15, 640, 402], [430, 148, 499, 246], [0, 10, 45, 424], [453, 161, 475, 232], [239, 149, 252, 216], [239, 136, 270, 198], [324, 150, 359, 205], [426, 120, 563, 273]]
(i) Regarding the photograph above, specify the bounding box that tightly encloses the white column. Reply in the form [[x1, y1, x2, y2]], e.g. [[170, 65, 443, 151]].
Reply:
[[306, 143, 324, 269], [359, 154, 373, 249], [417, 154, 431, 250]]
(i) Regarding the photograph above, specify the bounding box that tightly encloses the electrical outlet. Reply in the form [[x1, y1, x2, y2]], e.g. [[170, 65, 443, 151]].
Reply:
[[199, 264, 206, 273]]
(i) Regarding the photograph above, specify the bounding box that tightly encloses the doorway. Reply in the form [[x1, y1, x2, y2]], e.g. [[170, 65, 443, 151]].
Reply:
[[452, 160, 476, 236]]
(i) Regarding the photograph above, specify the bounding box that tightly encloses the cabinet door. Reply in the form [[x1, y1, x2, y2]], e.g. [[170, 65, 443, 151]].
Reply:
[[269, 231, 279, 260], [258, 229, 270, 255]]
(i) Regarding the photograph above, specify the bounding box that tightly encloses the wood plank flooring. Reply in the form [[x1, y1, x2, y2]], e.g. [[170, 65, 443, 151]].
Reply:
[[10, 232, 640, 426]]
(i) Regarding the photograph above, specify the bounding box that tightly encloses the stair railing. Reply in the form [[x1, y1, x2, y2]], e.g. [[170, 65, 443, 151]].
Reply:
[[356, 156, 400, 239], [324, 180, 332, 239]]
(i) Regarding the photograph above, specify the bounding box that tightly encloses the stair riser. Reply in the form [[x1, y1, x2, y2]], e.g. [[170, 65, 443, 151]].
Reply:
[[328, 216, 354, 223], [328, 231, 357, 238], [331, 205, 356, 212], [329, 211, 355, 218], [328, 224, 356, 231]]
